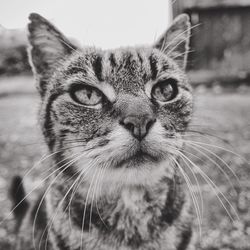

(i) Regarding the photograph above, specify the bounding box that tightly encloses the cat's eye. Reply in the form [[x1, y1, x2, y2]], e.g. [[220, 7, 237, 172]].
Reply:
[[151, 79, 178, 102], [70, 84, 103, 106]]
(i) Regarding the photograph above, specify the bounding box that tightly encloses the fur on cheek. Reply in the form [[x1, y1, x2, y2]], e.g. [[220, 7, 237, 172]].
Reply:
[[74, 125, 137, 165], [144, 121, 184, 157]]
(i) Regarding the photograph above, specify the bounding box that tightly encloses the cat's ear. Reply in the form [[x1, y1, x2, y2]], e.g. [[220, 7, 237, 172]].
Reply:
[[28, 13, 77, 95], [153, 14, 191, 70]]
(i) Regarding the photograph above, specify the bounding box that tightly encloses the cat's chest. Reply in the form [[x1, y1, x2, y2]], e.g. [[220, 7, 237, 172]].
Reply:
[[104, 187, 166, 242], [110, 188, 154, 228], [120, 187, 147, 211], [48, 180, 189, 250]]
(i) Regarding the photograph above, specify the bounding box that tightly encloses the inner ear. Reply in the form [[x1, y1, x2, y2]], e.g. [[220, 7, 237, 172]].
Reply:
[[28, 13, 78, 96], [153, 14, 191, 70]]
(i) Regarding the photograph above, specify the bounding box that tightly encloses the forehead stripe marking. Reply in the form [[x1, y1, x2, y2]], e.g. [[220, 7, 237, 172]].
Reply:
[[109, 53, 117, 67], [149, 54, 158, 80], [124, 53, 133, 70], [137, 52, 143, 65], [92, 55, 103, 81]]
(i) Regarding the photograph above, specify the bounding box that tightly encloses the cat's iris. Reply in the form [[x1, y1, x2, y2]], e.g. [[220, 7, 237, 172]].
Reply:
[[151, 79, 178, 102], [70, 84, 103, 106]]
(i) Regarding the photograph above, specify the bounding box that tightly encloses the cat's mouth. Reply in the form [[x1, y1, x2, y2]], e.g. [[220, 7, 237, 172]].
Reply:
[[115, 149, 160, 168]]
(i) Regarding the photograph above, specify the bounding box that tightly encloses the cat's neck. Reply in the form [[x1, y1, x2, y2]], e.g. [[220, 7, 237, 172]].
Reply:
[[47, 170, 184, 228], [47, 155, 180, 212], [45, 172, 187, 249]]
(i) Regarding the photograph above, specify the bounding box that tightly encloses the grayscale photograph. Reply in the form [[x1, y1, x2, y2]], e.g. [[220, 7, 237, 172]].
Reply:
[[0, 0, 249, 249]]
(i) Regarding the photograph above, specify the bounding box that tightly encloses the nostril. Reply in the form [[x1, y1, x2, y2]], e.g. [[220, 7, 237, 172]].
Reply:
[[119, 120, 124, 126], [145, 118, 156, 132], [124, 122, 134, 132], [119, 119, 135, 133]]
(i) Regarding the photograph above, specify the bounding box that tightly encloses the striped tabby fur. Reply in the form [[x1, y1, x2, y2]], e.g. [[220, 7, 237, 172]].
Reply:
[[14, 12, 195, 250]]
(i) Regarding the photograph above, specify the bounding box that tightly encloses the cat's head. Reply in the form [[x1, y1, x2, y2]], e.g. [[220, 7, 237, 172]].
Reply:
[[28, 13, 192, 188]]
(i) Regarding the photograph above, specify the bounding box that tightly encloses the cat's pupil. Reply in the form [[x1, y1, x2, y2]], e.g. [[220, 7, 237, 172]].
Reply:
[[162, 84, 173, 99], [152, 79, 177, 102], [87, 89, 92, 99], [70, 85, 103, 106]]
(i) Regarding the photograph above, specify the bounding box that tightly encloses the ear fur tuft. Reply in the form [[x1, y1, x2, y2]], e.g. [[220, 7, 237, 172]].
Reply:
[[153, 14, 191, 70]]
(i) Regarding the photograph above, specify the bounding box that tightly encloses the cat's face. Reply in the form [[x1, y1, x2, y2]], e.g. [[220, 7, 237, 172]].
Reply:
[[28, 13, 192, 188]]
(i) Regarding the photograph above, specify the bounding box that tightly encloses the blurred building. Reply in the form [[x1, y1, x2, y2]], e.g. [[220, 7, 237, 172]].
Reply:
[[173, 0, 250, 86]]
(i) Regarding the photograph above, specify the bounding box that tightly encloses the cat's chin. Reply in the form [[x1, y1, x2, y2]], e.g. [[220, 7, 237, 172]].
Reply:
[[114, 150, 161, 169], [83, 157, 176, 193]]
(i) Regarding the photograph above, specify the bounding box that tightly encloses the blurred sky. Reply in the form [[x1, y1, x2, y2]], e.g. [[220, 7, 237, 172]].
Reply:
[[0, 0, 173, 49]]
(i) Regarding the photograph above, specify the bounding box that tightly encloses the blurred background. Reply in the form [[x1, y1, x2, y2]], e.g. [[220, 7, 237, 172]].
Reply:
[[0, 0, 250, 249]]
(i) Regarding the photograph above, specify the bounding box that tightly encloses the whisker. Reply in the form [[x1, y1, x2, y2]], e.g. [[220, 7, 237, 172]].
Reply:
[[94, 164, 109, 229], [0, 152, 82, 228], [42, 162, 94, 250], [184, 142, 241, 186], [174, 150, 204, 222], [32, 153, 86, 248], [80, 167, 98, 250], [20, 151, 80, 189], [170, 156, 202, 238], [41, 168, 84, 250], [177, 151, 240, 221], [67, 158, 100, 231], [16, 139, 95, 186], [181, 139, 248, 163], [89, 166, 103, 233], [164, 24, 201, 54], [171, 49, 195, 60], [181, 130, 231, 145]]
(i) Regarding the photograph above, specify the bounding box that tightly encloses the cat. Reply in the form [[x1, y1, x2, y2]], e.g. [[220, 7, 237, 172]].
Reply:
[[11, 12, 195, 250]]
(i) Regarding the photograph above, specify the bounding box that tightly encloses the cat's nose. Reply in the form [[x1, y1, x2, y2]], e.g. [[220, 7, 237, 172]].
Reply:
[[120, 116, 156, 141]]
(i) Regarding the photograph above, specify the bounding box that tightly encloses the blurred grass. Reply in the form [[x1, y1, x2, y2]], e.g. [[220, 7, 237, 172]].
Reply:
[[0, 76, 250, 249]]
